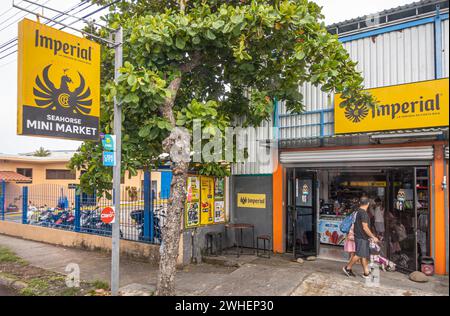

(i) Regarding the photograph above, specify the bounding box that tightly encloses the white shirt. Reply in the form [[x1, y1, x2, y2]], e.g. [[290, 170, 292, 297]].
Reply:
[[374, 206, 384, 222]]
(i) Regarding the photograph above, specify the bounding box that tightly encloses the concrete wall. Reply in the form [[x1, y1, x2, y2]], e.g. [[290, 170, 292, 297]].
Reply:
[[182, 224, 227, 264], [231, 175, 273, 250], [0, 220, 161, 264]]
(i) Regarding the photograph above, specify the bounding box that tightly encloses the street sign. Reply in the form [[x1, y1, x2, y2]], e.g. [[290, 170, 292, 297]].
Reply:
[[17, 19, 100, 140], [101, 207, 115, 224], [101, 134, 116, 151], [103, 151, 116, 167]]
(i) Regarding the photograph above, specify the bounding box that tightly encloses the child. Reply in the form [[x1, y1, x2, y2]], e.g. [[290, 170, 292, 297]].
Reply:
[[343, 211, 358, 276]]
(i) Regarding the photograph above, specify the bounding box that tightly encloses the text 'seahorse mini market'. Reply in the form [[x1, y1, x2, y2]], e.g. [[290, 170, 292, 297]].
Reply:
[[17, 18, 100, 141]]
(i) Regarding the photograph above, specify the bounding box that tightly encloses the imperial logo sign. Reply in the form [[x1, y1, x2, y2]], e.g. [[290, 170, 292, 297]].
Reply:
[[17, 19, 100, 140], [334, 78, 449, 134]]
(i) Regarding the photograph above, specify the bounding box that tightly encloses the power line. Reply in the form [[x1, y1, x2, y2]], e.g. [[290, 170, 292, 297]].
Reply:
[[0, 1, 117, 65], [0, 0, 23, 19], [0, 0, 52, 32], [0, 0, 39, 29], [0, 1, 93, 58]]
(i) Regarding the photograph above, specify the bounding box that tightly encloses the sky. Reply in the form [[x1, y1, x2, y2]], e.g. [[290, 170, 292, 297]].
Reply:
[[0, 0, 418, 154]]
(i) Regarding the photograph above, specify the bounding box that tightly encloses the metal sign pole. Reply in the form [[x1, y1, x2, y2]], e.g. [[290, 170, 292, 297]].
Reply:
[[111, 27, 123, 296]]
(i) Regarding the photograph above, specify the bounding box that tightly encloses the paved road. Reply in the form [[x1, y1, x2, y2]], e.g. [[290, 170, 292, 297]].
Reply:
[[0, 285, 16, 296]]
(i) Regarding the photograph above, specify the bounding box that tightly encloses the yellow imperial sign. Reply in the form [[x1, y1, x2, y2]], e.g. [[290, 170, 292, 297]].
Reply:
[[334, 78, 449, 134], [237, 193, 266, 209], [17, 19, 100, 140]]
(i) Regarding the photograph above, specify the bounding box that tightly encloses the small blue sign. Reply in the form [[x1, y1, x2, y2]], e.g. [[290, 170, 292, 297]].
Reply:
[[102, 134, 115, 152], [103, 151, 116, 167]]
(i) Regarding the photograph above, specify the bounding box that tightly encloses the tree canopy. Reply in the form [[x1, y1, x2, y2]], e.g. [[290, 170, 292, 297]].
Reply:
[[70, 0, 374, 196]]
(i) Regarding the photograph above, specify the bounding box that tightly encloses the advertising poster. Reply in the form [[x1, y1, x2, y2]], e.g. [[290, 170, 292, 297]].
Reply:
[[185, 176, 200, 228], [214, 201, 225, 223], [214, 178, 225, 223], [319, 218, 345, 246], [200, 176, 214, 225], [214, 178, 224, 199], [17, 19, 100, 140]]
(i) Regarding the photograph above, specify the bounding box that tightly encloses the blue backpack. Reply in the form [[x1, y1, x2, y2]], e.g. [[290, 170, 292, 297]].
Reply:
[[340, 211, 357, 234]]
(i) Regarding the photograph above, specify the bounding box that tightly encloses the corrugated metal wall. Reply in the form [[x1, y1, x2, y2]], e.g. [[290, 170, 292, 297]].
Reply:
[[279, 21, 439, 141], [231, 117, 275, 175], [443, 19, 449, 78]]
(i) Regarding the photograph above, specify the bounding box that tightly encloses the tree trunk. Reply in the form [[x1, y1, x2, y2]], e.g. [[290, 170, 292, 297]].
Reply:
[[155, 158, 189, 295], [156, 76, 187, 296], [156, 52, 201, 295]]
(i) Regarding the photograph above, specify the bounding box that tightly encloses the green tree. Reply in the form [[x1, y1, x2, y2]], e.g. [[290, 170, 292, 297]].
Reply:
[[70, 0, 375, 295], [32, 147, 50, 157]]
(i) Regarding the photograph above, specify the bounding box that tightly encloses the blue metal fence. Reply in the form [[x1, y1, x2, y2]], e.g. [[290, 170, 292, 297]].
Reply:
[[1, 179, 170, 245]]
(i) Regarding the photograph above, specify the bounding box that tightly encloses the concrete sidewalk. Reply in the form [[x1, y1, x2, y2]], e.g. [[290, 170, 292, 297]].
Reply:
[[0, 234, 448, 296]]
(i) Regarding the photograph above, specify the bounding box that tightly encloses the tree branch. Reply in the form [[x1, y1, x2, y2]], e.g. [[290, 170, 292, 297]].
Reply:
[[180, 51, 202, 73]]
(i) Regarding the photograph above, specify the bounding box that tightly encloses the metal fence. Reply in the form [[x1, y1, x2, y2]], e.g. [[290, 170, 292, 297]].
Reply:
[[0, 178, 169, 245]]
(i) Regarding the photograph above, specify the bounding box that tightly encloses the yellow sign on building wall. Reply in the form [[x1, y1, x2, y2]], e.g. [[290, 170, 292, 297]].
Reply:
[[334, 78, 449, 134], [17, 19, 100, 140], [237, 193, 266, 209], [200, 176, 215, 225]]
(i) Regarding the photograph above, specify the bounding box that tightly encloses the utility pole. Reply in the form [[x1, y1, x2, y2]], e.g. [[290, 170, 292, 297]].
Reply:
[[111, 27, 123, 296]]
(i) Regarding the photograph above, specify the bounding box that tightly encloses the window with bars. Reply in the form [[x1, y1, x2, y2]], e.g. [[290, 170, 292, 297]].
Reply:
[[46, 169, 76, 180]]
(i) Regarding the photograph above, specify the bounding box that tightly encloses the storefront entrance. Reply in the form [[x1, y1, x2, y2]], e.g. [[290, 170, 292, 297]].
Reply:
[[286, 169, 317, 258], [285, 167, 431, 273]]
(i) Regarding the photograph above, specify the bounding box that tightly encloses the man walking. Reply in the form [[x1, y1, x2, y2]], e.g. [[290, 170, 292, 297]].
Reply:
[[343, 196, 379, 278]]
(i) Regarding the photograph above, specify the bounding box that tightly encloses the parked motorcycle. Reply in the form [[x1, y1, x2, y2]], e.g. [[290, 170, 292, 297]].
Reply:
[[130, 207, 164, 243]]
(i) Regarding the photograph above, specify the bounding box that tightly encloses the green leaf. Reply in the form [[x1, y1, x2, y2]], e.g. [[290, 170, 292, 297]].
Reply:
[[127, 74, 137, 86], [231, 14, 244, 24], [205, 30, 216, 40], [138, 125, 151, 137], [212, 20, 225, 30], [175, 37, 186, 50], [295, 51, 305, 60]]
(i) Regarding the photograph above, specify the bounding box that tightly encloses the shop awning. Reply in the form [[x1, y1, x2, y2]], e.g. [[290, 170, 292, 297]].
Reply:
[[0, 171, 31, 182], [280, 146, 434, 164]]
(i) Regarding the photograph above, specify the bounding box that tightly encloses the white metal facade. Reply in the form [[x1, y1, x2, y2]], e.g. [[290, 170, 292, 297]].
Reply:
[[280, 146, 434, 164], [230, 117, 276, 175], [443, 18, 449, 78]]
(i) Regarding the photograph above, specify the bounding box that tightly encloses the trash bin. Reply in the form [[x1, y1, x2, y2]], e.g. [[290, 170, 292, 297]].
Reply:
[[420, 256, 434, 276]]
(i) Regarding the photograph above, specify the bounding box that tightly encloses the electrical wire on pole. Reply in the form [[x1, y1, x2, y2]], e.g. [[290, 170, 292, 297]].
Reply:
[[0, 0, 93, 55], [0, 1, 101, 65]]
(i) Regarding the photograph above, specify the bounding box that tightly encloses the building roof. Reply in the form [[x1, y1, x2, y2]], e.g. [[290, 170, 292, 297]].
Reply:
[[0, 171, 32, 182], [327, 0, 449, 36], [0, 150, 76, 163]]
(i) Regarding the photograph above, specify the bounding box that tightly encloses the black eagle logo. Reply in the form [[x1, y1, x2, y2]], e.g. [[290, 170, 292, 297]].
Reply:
[[33, 64, 92, 115], [344, 104, 369, 123]]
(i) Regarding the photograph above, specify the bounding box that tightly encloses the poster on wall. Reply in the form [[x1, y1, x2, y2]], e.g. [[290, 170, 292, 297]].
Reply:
[[214, 178, 225, 223], [200, 176, 214, 225], [186, 176, 200, 202], [17, 19, 100, 140], [185, 176, 200, 228], [214, 178, 224, 199], [214, 201, 225, 223]]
